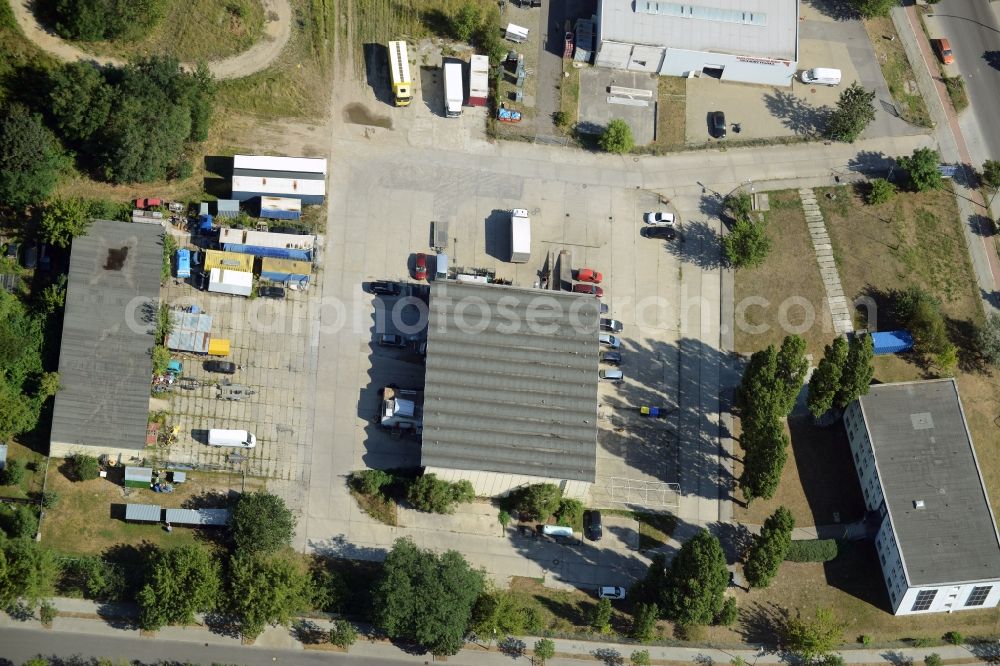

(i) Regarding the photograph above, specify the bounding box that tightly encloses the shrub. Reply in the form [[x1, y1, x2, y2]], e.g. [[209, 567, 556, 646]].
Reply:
[[555, 498, 584, 527], [898, 147, 943, 192], [821, 656, 845, 666], [406, 474, 475, 514], [39, 600, 57, 625], [866, 178, 896, 205], [631, 650, 652, 666], [724, 192, 753, 222], [943, 631, 963, 646], [40, 490, 60, 509], [785, 539, 838, 562], [631, 602, 659, 642], [329, 619, 358, 648], [590, 597, 612, 633], [860, 634, 872, 646], [553, 111, 569, 128], [151, 345, 170, 376], [513, 484, 562, 521], [715, 596, 738, 626], [3, 504, 39, 538], [723, 216, 771, 269], [450, 2, 481, 41], [498, 510, 511, 528], [0, 459, 24, 486], [65, 453, 100, 481], [352, 469, 393, 496], [599, 119, 634, 154], [533, 638, 555, 664], [924, 654, 943, 666], [913, 637, 935, 648]]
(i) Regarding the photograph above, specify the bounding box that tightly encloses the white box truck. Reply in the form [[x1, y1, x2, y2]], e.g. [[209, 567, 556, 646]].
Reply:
[[510, 208, 531, 263], [468, 55, 489, 106], [207, 429, 257, 448], [444, 62, 463, 118]]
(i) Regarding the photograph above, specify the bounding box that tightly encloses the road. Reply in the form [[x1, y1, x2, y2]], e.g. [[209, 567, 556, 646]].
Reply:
[[926, 0, 1000, 163]]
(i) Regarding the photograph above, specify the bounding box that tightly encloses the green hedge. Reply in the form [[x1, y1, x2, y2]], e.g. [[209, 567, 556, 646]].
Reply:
[[785, 539, 838, 562]]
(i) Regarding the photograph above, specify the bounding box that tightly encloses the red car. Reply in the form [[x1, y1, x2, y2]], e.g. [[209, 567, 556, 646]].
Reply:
[[135, 198, 162, 209], [576, 268, 603, 284], [572, 283, 604, 297], [933, 38, 954, 65], [414, 253, 428, 280]]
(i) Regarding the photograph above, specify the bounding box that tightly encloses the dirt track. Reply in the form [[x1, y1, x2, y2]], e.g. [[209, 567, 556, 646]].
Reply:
[[9, 0, 291, 80]]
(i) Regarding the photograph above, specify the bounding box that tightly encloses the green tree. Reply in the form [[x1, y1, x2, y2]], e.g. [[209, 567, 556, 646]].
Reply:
[[4, 505, 38, 539], [723, 216, 771, 269], [48, 62, 115, 144], [555, 498, 584, 527], [892, 286, 950, 355], [451, 1, 482, 41], [631, 650, 652, 666], [849, 0, 898, 18], [0, 459, 24, 486], [658, 529, 728, 627], [0, 538, 60, 607], [866, 178, 896, 205], [151, 345, 170, 376], [977, 313, 1000, 367], [943, 631, 963, 645], [898, 147, 943, 192], [37, 277, 67, 315], [983, 160, 1000, 190], [590, 596, 613, 632], [353, 469, 393, 496], [53, 0, 167, 41], [784, 608, 843, 662], [371, 538, 484, 655], [229, 552, 313, 639], [825, 82, 876, 143], [775, 335, 810, 415], [534, 638, 556, 664], [599, 119, 635, 154], [834, 333, 874, 408], [631, 602, 659, 642], [65, 453, 99, 481], [137, 544, 221, 630], [739, 416, 789, 504], [230, 491, 295, 555], [737, 337, 806, 423], [716, 596, 739, 626], [514, 484, 563, 521], [41, 198, 95, 248], [924, 654, 943, 666], [328, 619, 358, 648], [725, 191, 753, 222], [744, 506, 795, 588], [470, 588, 543, 638], [0, 102, 65, 210], [807, 337, 849, 419], [406, 474, 475, 514]]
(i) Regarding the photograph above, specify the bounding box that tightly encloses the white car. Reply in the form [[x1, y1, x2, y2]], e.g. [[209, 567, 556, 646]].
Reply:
[[599, 586, 626, 600], [644, 211, 675, 225], [599, 369, 624, 384], [598, 333, 621, 350]]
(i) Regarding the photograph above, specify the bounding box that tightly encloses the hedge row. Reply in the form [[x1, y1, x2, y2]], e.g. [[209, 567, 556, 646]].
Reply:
[[785, 539, 839, 562]]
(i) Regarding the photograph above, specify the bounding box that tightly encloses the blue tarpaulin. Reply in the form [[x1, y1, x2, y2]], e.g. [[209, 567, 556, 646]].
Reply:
[[199, 214, 214, 232], [871, 330, 914, 355], [222, 243, 312, 261]]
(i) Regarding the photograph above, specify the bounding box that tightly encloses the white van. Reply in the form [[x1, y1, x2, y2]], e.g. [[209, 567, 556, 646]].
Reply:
[[800, 68, 842, 86], [207, 429, 256, 448], [541, 524, 574, 538]]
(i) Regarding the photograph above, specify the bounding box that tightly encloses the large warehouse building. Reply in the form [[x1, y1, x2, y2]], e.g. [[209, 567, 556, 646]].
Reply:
[[844, 379, 1000, 615], [420, 282, 600, 498], [50, 220, 164, 458], [230, 154, 327, 205], [595, 0, 799, 87]]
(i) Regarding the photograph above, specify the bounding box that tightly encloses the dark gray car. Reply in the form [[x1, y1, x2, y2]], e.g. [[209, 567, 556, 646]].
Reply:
[[600, 351, 621, 366], [584, 510, 603, 541]]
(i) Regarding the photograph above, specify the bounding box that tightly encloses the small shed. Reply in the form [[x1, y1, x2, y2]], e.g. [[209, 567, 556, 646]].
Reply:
[[207, 338, 231, 357], [198, 202, 210, 216], [125, 503, 161, 523], [505, 23, 529, 43], [871, 330, 914, 355], [259, 196, 302, 220], [166, 311, 213, 354], [208, 268, 253, 297], [124, 466, 153, 488], [216, 199, 240, 219], [169, 471, 186, 484], [260, 257, 311, 286], [165, 507, 230, 527]]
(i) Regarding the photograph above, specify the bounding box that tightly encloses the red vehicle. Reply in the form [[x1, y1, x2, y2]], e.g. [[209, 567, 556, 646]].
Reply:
[[414, 253, 428, 280], [933, 38, 954, 65], [575, 268, 603, 284], [572, 283, 604, 297], [135, 198, 162, 209]]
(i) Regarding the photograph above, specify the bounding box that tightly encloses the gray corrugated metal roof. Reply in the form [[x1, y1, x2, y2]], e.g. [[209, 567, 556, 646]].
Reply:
[[124, 466, 153, 482], [599, 0, 798, 61], [165, 311, 213, 354], [216, 199, 240, 217], [50, 220, 164, 452], [421, 282, 600, 483], [231, 168, 325, 181], [858, 379, 1000, 586], [125, 503, 161, 522], [164, 508, 230, 526]]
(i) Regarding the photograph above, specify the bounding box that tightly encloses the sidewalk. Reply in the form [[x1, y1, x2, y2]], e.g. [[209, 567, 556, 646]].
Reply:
[[1, 597, 985, 665]]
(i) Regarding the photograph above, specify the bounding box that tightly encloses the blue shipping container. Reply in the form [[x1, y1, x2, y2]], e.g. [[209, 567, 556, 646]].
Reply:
[[199, 214, 214, 233], [223, 243, 312, 262], [176, 248, 191, 278], [871, 330, 913, 355]]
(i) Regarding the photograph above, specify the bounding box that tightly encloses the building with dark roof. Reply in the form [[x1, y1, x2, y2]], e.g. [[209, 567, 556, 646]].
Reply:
[[50, 220, 163, 458], [844, 379, 1000, 615], [420, 281, 600, 498]]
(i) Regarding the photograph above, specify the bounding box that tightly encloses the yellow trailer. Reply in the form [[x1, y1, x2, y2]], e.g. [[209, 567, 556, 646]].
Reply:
[[388, 40, 412, 107], [207, 338, 231, 356]]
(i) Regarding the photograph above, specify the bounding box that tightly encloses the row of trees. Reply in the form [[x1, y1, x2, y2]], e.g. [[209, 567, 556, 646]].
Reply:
[[806, 334, 874, 420]]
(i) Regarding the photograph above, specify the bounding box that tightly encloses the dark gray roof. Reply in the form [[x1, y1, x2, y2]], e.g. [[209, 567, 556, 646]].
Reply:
[[421, 282, 600, 483], [164, 508, 230, 526], [125, 503, 161, 522], [231, 168, 325, 180], [51, 220, 164, 451], [859, 379, 1000, 586]]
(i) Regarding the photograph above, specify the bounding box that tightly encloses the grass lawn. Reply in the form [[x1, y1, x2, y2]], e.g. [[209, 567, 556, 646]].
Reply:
[[733, 189, 833, 359], [559, 63, 580, 132], [863, 16, 932, 128], [0, 440, 47, 500], [71, 0, 265, 62], [651, 75, 686, 153], [604, 510, 678, 550]]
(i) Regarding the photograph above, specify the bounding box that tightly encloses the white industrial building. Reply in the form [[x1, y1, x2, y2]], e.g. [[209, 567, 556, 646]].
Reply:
[[595, 0, 799, 87], [230, 154, 327, 205], [420, 282, 600, 498], [845, 379, 1000, 615]]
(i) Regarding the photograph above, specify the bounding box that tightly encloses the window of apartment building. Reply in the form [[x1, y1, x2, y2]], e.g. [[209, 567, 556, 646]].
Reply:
[[966, 586, 992, 607], [912, 589, 936, 612], [880, 553, 886, 566]]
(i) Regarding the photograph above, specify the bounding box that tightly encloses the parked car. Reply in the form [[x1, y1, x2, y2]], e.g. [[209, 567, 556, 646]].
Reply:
[[709, 111, 727, 139], [644, 211, 675, 225], [22, 245, 37, 269], [370, 280, 401, 295], [934, 38, 954, 65], [414, 253, 428, 280], [599, 369, 624, 384], [135, 197, 162, 209], [378, 333, 407, 348], [599, 586, 626, 600], [600, 351, 621, 366], [575, 267, 603, 284], [600, 318, 623, 333], [572, 283, 604, 297], [584, 510, 603, 541], [258, 286, 286, 299], [598, 334, 621, 349], [204, 360, 237, 374], [641, 225, 677, 241], [4, 242, 18, 260], [600, 303, 609, 315]]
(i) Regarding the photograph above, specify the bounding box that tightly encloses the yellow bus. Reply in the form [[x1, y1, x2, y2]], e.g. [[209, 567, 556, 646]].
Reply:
[[388, 40, 412, 107]]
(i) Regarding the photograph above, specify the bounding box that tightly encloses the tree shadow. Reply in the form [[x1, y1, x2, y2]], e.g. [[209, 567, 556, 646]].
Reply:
[[658, 219, 723, 271], [737, 600, 787, 645], [969, 638, 1000, 664], [969, 213, 996, 238], [985, 51, 1000, 71], [845, 150, 897, 180], [203, 610, 241, 638], [823, 540, 890, 611], [786, 416, 867, 527], [292, 619, 328, 645], [946, 316, 987, 373], [763, 90, 829, 136], [880, 650, 914, 666], [532, 594, 590, 627], [801, 0, 860, 21]]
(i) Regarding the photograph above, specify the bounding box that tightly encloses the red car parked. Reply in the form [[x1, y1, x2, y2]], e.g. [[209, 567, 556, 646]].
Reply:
[[414, 253, 428, 280], [135, 198, 162, 209], [572, 283, 604, 297], [575, 268, 603, 284]]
